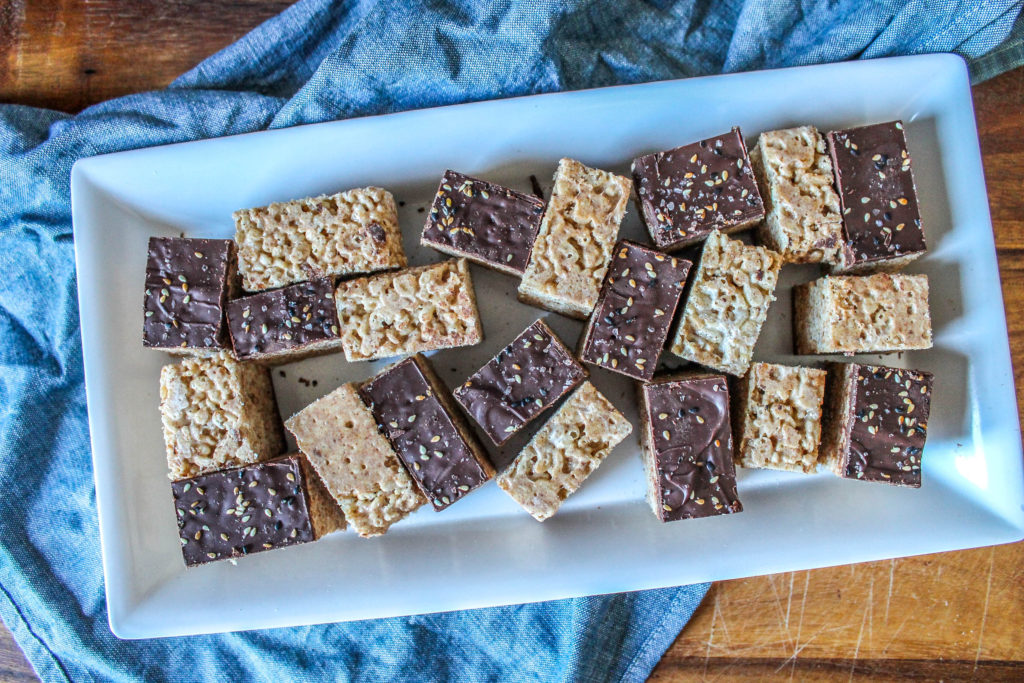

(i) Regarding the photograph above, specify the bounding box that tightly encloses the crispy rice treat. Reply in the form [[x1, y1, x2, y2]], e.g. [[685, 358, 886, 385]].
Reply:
[[820, 363, 933, 487], [285, 383, 426, 538], [453, 319, 586, 446], [793, 273, 932, 355], [497, 382, 632, 522], [226, 278, 344, 364], [734, 362, 827, 473], [234, 187, 407, 291], [421, 170, 545, 276], [827, 121, 926, 273], [334, 258, 482, 362], [143, 237, 238, 355], [172, 455, 319, 566], [638, 373, 742, 521], [159, 352, 284, 481], [359, 355, 494, 511], [632, 128, 764, 251], [749, 126, 843, 264], [518, 158, 632, 319], [669, 230, 783, 376]]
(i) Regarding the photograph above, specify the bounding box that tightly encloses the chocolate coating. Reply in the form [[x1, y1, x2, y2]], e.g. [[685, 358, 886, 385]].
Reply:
[[171, 455, 315, 566], [632, 128, 764, 251], [580, 241, 691, 380], [143, 237, 234, 351], [422, 170, 545, 275], [642, 375, 741, 521], [226, 278, 339, 360], [360, 356, 491, 510], [843, 364, 933, 487], [828, 121, 926, 267], [454, 320, 586, 446]]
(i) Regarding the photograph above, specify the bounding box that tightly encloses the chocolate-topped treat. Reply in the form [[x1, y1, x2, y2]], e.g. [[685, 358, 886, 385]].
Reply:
[[827, 121, 926, 273], [821, 362, 933, 487], [454, 319, 587, 446], [171, 455, 316, 566], [360, 354, 494, 510], [143, 237, 237, 354], [632, 128, 764, 251], [226, 278, 342, 364], [421, 170, 546, 276], [639, 374, 741, 522], [579, 241, 692, 380]]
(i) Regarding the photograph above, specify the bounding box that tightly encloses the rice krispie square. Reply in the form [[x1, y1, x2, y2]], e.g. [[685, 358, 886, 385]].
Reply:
[[497, 382, 631, 522], [827, 121, 927, 273], [793, 273, 932, 354], [159, 352, 284, 480], [518, 158, 631, 319], [143, 237, 237, 354], [749, 126, 843, 264], [638, 373, 742, 521], [669, 230, 783, 376], [285, 383, 426, 538], [733, 362, 827, 473], [234, 187, 406, 291], [820, 362, 933, 487], [632, 128, 764, 251], [334, 258, 482, 362], [421, 170, 545, 276]]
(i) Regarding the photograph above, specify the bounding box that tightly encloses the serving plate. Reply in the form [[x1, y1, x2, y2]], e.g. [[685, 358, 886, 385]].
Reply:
[[72, 53, 1024, 639]]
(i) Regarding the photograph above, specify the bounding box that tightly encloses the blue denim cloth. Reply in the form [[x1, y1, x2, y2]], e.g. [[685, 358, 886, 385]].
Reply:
[[1, 1, 1021, 681]]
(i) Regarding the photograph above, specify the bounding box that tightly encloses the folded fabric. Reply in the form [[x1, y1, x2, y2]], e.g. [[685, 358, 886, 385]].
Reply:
[[0, 1, 1021, 681]]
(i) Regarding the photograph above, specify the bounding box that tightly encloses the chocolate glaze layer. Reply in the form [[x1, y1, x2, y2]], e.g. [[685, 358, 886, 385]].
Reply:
[[843, 363, 933, 487], [642, 375, 741, 521], [360, 356, 490, 510], [632, 128, 764, 251], [422, 170, 545, 274], [454, 320, 586, 446], [828, 121, 926, 267], [143, 237, 234, 350], [581, 240, 691, 380], [226, 278, 339, 360], [172, 455, 315, 566]]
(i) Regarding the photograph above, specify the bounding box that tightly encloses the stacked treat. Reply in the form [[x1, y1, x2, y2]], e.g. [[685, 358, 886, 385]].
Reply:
[[145, 120, 934, 567]]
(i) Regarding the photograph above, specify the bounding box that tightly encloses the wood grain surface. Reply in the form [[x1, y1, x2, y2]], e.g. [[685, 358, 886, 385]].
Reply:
[[1, 2, 1021, 681]]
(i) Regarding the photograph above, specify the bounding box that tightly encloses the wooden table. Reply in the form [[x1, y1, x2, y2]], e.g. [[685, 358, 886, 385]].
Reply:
[[2, 3, 1021, 680]]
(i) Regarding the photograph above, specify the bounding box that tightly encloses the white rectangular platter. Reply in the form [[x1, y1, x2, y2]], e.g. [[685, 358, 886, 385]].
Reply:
[[72, 54, 1024, 639]]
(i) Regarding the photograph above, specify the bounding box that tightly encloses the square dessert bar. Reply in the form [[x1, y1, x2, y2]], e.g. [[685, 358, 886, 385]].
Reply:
[[171, 454, 334, 567], [749, 126, 843, 264], [734, 362, 827, 473], [360, 354, 494, 511], [579, 240, 692, 381], [143, 237, 237, 354], [793, 273, 932, 354], [518, 158, 631, 320], [454, 319, 586, 446], [285, 383, 426, 537], [335, 258, 482, 362], [669, 230, 783, 376], [234, 186, 407, 292], [497, 382, 631, 522], [421, 170, 546, 276], [632, 127, 764, 251], [226, 277, 343, 364], [827, 120, 926, 273], [638, 373, 741, 521], [820, 362, 933, 487], [160, 352, 284, 481]]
